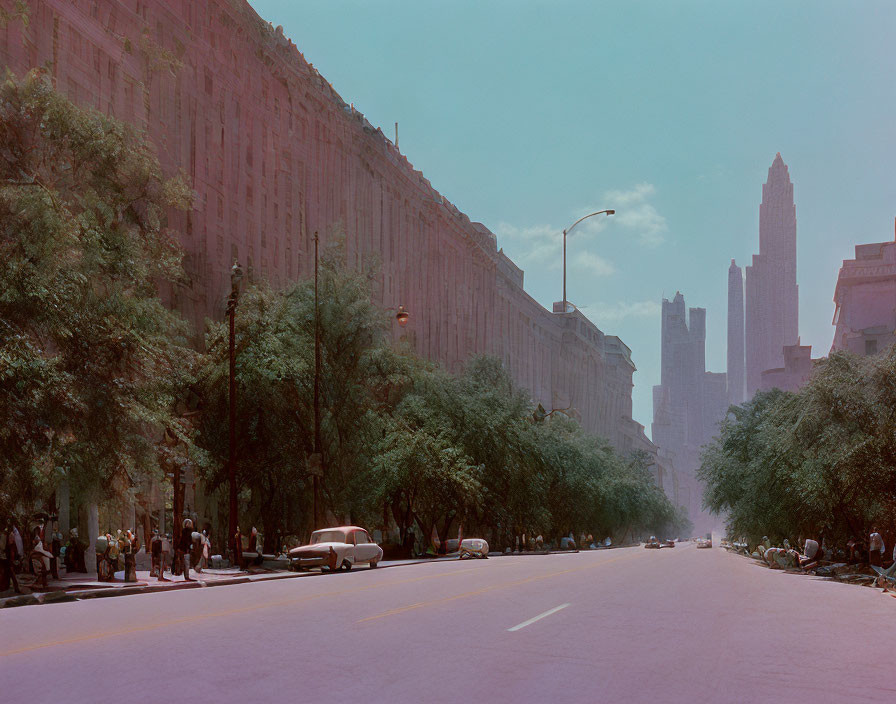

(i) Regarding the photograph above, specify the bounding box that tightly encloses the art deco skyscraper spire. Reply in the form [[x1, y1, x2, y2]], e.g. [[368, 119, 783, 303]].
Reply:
[[745, 153, 799, 396], [727, 259, 745, 405]]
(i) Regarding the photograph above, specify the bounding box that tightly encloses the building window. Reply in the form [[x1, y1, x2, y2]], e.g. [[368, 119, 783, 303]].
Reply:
[[865, 339, 878, 356]]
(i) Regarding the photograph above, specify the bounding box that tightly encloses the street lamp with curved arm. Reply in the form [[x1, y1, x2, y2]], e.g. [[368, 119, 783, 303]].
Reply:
[[562, 209, 615, 313]]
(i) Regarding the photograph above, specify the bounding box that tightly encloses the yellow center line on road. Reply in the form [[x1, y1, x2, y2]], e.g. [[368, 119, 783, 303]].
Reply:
[[358, 550, 644, 623], [0, 561, 503, 658]]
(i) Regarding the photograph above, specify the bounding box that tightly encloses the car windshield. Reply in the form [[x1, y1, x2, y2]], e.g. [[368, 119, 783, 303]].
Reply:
[[310, 530, 347, 545]]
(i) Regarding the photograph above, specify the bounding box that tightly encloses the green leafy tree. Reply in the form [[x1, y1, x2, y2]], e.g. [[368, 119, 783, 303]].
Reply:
[[194, 236, 412, 544], [700, 348, 896, 545], [0, 70, 194, 514]]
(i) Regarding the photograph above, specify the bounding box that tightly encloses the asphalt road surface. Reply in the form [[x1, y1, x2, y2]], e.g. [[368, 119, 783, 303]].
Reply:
[[2, 543, 894, 703]]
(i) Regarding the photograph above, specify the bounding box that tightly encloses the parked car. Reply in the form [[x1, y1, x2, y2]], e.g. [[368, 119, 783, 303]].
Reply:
[[288, 526, 383, 572]]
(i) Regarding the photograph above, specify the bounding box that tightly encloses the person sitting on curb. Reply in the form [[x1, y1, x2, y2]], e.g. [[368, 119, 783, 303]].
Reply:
[[798, 538, 823, 570], [764, 546, 785, 569], [846, 536, 867, 565]]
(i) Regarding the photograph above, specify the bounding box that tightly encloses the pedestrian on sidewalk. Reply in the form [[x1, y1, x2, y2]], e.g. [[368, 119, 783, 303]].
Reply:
[[869, 528, 885, 568], [150, 529, 162, 578], [190, 529, 203, 574], [178, 519, 194, 582], [64, 528, 86, 573], [50, 518, 62, 579], [201, 529, 210, 571], [232, 525, 243, 570], [3, 520, 22, 594], [11, 520, 23, 572], [160, 533, 171, 581], [123, 529, 138, 582], [30, 526, 53, 589]]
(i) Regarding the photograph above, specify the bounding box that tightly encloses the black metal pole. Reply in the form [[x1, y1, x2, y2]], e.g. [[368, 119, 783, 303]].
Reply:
[[228, 293, 238, 556], [313, 231, 321, 530]]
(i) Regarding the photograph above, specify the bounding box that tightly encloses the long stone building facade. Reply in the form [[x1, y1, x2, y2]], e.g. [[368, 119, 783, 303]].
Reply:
[[0, 0, 651, 454]]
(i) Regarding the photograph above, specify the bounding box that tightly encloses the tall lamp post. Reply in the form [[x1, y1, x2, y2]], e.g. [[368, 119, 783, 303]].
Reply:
[[309, 231, 409, 530], [561, 209, 615, 312], [227, 260, 243, 558], [312, 232, 322, 531]]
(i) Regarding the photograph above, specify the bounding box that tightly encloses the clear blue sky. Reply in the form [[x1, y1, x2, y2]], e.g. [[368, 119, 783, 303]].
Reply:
[[249, 0, 896, 432]]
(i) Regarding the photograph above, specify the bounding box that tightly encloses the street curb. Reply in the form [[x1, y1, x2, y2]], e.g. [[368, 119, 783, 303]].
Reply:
[[0, 546, 643, 608], [0, 557, 446, 608]]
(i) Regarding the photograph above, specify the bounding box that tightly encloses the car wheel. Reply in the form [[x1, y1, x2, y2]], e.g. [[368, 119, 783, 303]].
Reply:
[[340, 559, 352, 572], [369, 560, 378, 569]]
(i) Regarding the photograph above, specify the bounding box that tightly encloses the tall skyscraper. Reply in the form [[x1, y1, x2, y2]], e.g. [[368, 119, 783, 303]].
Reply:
[[652, 292, 726, 534], [727, 259, 745, 405], [745, 153, 799, 396]]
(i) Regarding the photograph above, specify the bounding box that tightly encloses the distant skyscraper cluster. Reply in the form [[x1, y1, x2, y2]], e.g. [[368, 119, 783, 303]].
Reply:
[[654, 153, 802, 529], [651, 293, 726, 533], [655, 150, 896, 528]]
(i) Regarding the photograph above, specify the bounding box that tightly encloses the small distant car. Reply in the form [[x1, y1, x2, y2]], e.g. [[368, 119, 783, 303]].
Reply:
[[288, 526, 383, 572], [696, 538, 712, 549], [644, 536, 661, 549], [660, 539, 676, 548]]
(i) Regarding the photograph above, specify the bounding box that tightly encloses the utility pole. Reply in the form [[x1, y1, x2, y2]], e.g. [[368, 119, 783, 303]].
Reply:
[[312, 232, 321, 530], [227, 261, 243, 557]]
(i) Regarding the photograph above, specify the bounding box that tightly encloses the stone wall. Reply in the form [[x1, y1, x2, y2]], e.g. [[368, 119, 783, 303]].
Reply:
[[0, 0, 647, 448]]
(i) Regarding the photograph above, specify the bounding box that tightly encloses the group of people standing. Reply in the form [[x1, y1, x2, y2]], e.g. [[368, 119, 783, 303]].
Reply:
[[1, 517, 67, 593], [2, 515, 269, 594], [148, 519, 212, 583]]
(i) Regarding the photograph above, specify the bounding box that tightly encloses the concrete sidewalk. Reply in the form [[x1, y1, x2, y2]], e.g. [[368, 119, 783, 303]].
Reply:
[[0, 546, 622, 608], [0, 555, 463, 608]]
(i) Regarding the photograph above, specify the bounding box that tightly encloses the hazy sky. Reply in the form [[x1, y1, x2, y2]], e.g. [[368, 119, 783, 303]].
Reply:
[[249, 0, 896, 431]]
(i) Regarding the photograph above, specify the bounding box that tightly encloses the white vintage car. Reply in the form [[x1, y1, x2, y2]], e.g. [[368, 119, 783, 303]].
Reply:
[[288, 526, 383, 572]]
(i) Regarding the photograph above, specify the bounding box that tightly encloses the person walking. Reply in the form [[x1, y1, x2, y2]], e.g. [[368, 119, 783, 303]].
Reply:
[[178, 519, 194, 582], [50, 519, 62, 579], [869, 528, 885, 568], [30, 526, 53, 589], [160, 533, 172, 581], [201, 529, 211, 571], [232, 526, 243, 570], [3, 520, 21, 594], [150, 529, 162, 578]]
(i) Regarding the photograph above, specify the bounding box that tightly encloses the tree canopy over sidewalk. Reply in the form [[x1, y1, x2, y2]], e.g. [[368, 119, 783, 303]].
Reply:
[[0, 69, 195, 512], [699, 348, 896, 545]]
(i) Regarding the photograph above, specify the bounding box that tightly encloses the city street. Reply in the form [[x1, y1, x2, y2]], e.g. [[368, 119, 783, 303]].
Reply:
[[2, 544, 894, 703]]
